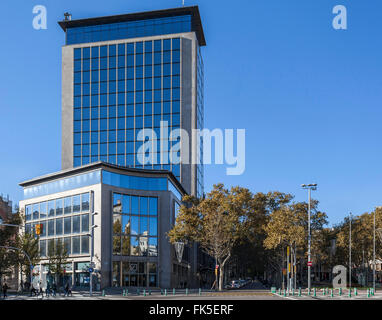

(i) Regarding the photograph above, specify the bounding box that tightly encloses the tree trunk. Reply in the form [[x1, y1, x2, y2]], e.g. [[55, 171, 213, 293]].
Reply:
[[219, 254, 231, 291]]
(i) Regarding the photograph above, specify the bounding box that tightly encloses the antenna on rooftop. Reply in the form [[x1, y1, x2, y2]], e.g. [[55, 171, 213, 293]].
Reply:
[[64, 12, 72, 21]]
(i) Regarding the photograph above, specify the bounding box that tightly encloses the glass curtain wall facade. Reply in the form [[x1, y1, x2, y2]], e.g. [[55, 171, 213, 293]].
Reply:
[[67, 15, 191, 45], [112, 193, 158, 257], [73, 38, 182, 182], [25, 193, 91, 258], [112, 192, 159, 287]]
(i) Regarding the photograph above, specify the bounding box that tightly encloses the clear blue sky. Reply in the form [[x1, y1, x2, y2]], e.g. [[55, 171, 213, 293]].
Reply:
[[1, 0, 381, 226]]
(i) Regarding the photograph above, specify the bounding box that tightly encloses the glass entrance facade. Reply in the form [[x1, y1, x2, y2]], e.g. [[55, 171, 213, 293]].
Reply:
[[113, 261, 157, 287]]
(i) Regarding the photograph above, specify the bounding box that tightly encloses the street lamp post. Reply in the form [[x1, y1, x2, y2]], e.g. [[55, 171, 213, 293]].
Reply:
[[301, 183, 317, 292], [88, 212, 98, 297]]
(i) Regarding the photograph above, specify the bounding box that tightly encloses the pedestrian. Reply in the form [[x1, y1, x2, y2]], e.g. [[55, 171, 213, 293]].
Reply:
[[37, 281, 43, 298], [2, 282, 9, 298], [64, 282, 72, 297], [46, 282, 50, 297], [52, 283, 57, 297]]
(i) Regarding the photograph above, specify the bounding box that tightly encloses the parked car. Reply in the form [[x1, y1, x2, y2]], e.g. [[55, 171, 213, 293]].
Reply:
[[231, 280, 241, 289]]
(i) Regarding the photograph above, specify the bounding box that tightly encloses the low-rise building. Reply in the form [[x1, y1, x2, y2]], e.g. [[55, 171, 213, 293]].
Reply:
[[19, 162, 198, 289]]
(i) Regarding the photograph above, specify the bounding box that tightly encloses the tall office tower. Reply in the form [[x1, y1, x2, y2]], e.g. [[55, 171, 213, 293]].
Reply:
[[59, 6, 205, 197]]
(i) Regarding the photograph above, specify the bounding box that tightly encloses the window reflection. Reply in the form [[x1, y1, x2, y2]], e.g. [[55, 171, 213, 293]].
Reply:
[[40, 202, 47, 219], [73, 195, 81, 213], [48, 200, 55, 217], [113, 215, 122, 234], [113, 193, 158, 257], [64, 197, 72, 215], [113, 235, 121, 255], [56, 199, 63, 216], [32, 204, 39, 220], [130, 236, 140, 256]]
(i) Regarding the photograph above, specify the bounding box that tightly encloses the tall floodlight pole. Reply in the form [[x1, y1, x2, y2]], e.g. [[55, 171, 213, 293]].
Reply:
[[301, 184, 317, 292], [349, 212, 352, 289]]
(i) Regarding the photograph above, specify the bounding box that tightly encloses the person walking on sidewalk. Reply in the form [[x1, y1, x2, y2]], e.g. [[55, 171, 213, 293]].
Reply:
[[2, 282, 9, 299]]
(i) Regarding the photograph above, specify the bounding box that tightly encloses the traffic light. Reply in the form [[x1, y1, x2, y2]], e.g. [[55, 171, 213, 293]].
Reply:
[[35, 223, 43, 235]]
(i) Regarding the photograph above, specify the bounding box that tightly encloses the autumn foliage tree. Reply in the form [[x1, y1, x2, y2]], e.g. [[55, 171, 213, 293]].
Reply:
[[168, 184, 253, 291]]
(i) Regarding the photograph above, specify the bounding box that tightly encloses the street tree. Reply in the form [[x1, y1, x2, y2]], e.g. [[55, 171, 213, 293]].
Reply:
[[168, 184, 253, 291], [46, 239, 69, 286]]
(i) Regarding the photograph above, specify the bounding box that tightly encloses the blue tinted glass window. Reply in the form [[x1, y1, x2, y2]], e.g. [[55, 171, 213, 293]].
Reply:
[[172, 38, 180, 50], [118, 43, 125, 55], [91, 46, 99, 58], [109, 45, 116, 56], [74, 48, 81, 60], [136, 42, 143, 54], [83, 47, 90, 59], [145, 41, 152, 53]]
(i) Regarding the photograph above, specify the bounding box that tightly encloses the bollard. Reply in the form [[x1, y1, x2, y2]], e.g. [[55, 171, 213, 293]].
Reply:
[[308, 288, 311, 296], [367, 288, 370, 298], [322, 288, 325, 296], [283, 289, 286, 297], [298, 287, 301, 297], [173, 288, 176, 296], [199, 288, 201, 296], [137, 289, 140, 296], [292, 288, 294, 296], [354, 288, 357, 296], [161, 289, 163, 295], [278, 288, 281, 295], [186, 288, 189, 296], [143, 289, 146, 296], [348, 289, 351, 298], [339, 288, 342, 296], [165, 289, 167, 296], [330, 289, 333, 297], [102, 289, 105, 297], [122, 289, 125, 297], [313, 288, 316, 297]]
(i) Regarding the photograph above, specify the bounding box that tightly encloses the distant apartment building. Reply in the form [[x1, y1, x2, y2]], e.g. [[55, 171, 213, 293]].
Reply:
[[0, 194, 12, 222]]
